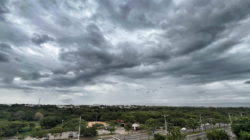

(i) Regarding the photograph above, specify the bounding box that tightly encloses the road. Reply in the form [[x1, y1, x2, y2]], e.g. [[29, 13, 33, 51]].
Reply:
[[3, 123, 230, 140], [116, 124, 231, 140], [186, 127, 235, 140]]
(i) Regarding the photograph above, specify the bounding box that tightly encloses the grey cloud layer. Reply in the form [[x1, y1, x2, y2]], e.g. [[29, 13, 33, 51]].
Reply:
[[0, 0, 250, 104]]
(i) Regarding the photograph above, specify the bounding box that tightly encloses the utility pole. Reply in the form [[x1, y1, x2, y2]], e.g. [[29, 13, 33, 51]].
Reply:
[[240, 112, 242, 117], [199, 114, 203, 131], [78, 116, 81, 140], [62, 120, 64, 128], [228, 113, 232, 123], [38, 98, 41, 107], [161, 114, 168, 134]]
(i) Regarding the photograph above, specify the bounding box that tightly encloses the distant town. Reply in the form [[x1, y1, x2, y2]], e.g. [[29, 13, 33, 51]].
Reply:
[[1, 103, 249, 109]]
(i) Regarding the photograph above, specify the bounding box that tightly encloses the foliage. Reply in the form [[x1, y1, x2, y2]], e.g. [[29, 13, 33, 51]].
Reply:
[[211, 120, 216, 128], [35, 126, 41, 131], [120, 114, 135, 123], [35, 112, 43, 121], [108, 127, 115, 134], [145, 129, 153, 140], [138, 124, 148, 130], [205, 129, 230, 140], [195, 137, 201, 140], [63, 118, 84, 131], [92, 123, 104, 129], [166, 127, 186, 140], [231, 117, 250, 138], [30, 130, 48, 139], [0, 121, 29, 137], [51, 127, 63, 139], [106, 121, 116, 127], [80, 125, 98, 137], [145, 118, 158, 128], [124, 123, 132, 135], [154, 133, 166, 140], [39, 116, 61, 128], [187, 118, 199, 133], [0, 104, 249, 137], [29, 122, 36, 130], [100, 112, 118, 121], [239, 131, 250, 140]]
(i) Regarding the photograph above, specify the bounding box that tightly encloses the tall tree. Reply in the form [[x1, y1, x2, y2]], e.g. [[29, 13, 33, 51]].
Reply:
[[35, 112, 43, 121], [145, 118, 158, 129], [187, 118, 199, 133], [124, 123, 132, 135]]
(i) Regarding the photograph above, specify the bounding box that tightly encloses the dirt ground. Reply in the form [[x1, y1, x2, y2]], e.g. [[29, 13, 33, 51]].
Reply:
[[88, 121, 108, 127]]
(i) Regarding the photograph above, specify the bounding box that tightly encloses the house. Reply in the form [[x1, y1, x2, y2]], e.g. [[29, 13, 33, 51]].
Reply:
[[57, 105, 65, 108], [116, 119, 126, 127], [65, 105, 73, 108], [74, 105, 80, 108]]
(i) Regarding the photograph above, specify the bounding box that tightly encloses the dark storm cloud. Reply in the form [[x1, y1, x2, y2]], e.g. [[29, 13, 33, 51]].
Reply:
[[0, 0, 250, 105], [0, 0, 9, 21], [0, 52, 10, 62], [96, 0, 173, 30], [0, 43, 12, 51], [31, 33, 54, 45], [61, 97, 73, 104]]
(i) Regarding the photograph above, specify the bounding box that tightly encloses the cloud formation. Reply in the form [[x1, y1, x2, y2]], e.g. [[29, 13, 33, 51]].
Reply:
[[0, 0, 250, 106]]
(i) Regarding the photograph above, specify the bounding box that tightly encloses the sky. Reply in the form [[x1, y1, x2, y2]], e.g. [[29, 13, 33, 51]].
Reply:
[[0, 0, 250, 106]]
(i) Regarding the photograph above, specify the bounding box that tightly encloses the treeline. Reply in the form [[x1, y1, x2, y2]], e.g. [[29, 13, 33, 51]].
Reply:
[[0, 104, 250, 138]]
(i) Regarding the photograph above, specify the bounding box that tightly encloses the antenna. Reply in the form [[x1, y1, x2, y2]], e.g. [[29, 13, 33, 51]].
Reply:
[[38, 98, 41, 107]]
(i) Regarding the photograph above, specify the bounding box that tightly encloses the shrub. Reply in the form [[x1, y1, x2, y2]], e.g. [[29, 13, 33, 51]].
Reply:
[[206, 129, 230, 140]]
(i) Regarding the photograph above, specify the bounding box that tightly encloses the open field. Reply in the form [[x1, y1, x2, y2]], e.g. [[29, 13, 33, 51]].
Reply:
[[88, 121, 109, 127]]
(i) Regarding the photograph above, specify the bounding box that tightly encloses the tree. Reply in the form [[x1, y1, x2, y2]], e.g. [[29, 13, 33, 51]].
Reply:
[[30, 130, 48, 139], [154, 133, 166, 140], [124, 123, 132, 135], [24, 110, 34, 121], [239, 131, 250, 140], [100, 112, 118, 121], [35, 126, 41, 131], [40, 116, 61, 128], [206, 129, 230, 140], [166, 127, 186, 140], [145, 129, 153, 140], [92, 123, 104, 129], [13, 111, 25, 120], [80, 125, 98, 137], [145, 118, 158, 128], [195, 137, 201, 140], [29, 122, 36, 130], [121, 114, 135, 123], [138, 124, 148, 132], [108, 127, 115, 134], [211, 120, 216, 128], [187, 118, 199, 133], [231, 117, 250, 139], [63, 118, 85, 131], [35, 112, 43, 121], [51, 127, 63, 139]]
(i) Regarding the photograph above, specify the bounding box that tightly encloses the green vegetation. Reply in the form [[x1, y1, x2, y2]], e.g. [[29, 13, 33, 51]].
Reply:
[[124, 122, 132, 135], [187, 118, 199, 133], [0, 104, 250, 139], [231, 117, 250, 139], [166, 127, 186, 140], [205, 129, 230, 140]]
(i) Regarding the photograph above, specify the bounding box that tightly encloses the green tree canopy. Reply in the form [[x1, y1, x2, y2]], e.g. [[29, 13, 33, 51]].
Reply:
[[206, 129, 230, 140], [145, 118, 158, 128], [231, 117, 250, 139], [124, 123, 132, 135], [187, 118, 199, 133]]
